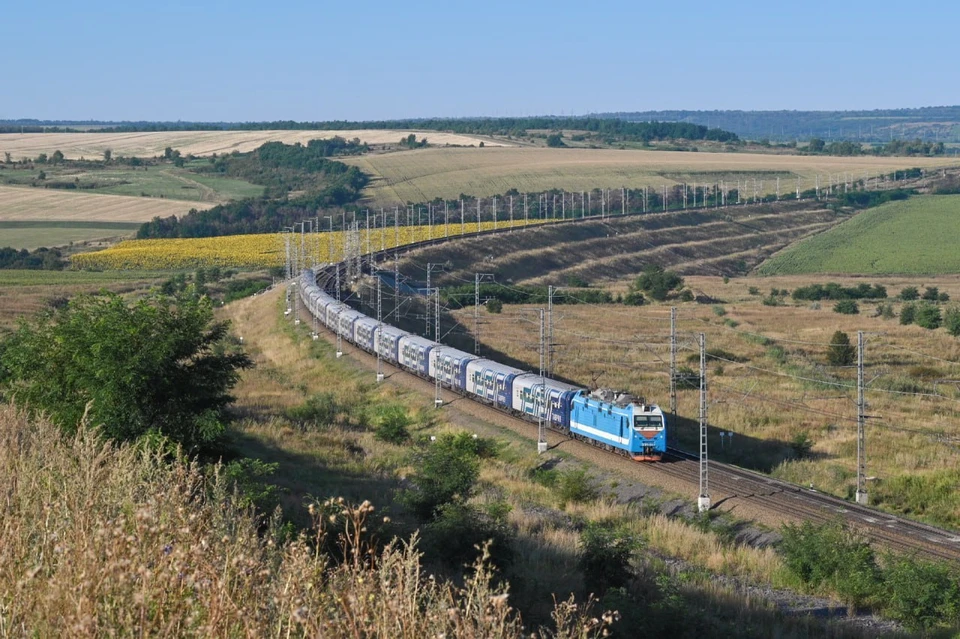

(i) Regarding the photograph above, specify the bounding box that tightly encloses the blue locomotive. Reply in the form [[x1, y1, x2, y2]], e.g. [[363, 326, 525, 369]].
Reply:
[[299, 268, 667, 460]]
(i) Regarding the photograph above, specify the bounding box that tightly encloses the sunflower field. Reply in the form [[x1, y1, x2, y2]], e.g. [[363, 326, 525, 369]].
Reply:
[[72, 219, 552, 271]]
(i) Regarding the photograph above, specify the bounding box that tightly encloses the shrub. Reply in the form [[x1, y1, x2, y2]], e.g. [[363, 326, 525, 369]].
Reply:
[[883, 556, 960, 630], [945, 307, 960, 337], [579, 521, 642, 594], [421, 503, 513, 567], [286, 392, 339, 429], [712, 305, 726, 317], [622, 291, 645, 306], [678, 289, 695, 302], [899, 286, 919, 301], [674, 366, 700, 389], [899, 302, 916, 325], [373, 405, 411, 444], [761, 295, 782, 306], [748, 286, 760, 296], [827, 331, 855, 366], [557, 467, 598, 507], [401, 432, 481, 520], [790, 432, 814, 459], [914, 303, 942, 329], [221, 458, 281, 512], [922, 286, 941, 301], [833, 299, 859, 315], [634, 266, 683, 301], [486, 298, 503, 314]]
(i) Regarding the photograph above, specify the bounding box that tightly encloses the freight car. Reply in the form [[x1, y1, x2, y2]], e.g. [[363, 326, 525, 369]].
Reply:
[[298, 267, 666, 460]]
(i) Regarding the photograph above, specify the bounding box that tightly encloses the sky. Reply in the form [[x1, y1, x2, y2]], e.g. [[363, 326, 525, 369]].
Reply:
[[2, 0, 958, 122]]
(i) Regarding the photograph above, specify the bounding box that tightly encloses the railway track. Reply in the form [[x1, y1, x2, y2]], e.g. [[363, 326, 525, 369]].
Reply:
[[304, 236, 960, 564], [663, 448, 960, 562]]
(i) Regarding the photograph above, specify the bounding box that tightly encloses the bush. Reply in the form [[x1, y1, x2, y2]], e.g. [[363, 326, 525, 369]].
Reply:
[[790, 432, 814, 459], [286, 392, 339, 429], [373, 405, 411, 444], [914, 303, 942, 329], [622, 291, 645, 306], [833, 299, 859, 315], [761, 295, 783, 307], [712, 305, 726, 317], [922, 286, 941, 301], [945, 307, 960, 337], [634, 266, 683, 301], [899, 286, 919, 301], [748, 286, 760, 296], [883, 557, 960, 630], [421, 503, 513, 567], [401, 432, 481, 520], [899, 302, 916, 325], [579, 521, 642, 594], [221, 458, 280, 512], [557, 467, 598, 507], [486, 298, 503, 314], [779, 520, 880, 610]]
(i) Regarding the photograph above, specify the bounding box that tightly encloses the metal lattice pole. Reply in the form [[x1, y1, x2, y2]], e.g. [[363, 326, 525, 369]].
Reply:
[[538, 308, 548, 454], [335, 265, 343, 359], [434, 288, 443, 407], [376, 271, 383, 382], [475, 273, 480, 354], [856, 331, 868, 505], [670, 307, 678, 431], [698, 332, 710, 512]]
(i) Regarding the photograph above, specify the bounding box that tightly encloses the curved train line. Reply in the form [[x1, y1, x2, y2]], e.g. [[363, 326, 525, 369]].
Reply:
[[293, 231, 960, 564]]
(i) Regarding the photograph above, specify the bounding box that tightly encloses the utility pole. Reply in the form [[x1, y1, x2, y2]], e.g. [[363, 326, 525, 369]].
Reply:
[[698, 332, 710, 512], [856, 331, 868, 505], [460, 199, 465, 235], [376, 271, 383, 382], [444, 200, 449, 238], [670, 307, 677, 429], [547, 285, 555, 377], [509, 195, 514, 230], [474, 273, 494, 354], [538, 307, 548, 454], [524, 193, 528, 224], [493, 196, 498, 231], [426, 262, 445, 337], [434, 287, 443, 408], [394, 251, 400, 317], [335, 264, 343, 359]]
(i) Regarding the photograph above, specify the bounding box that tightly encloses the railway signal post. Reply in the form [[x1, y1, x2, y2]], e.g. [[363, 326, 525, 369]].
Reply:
[[698, 332, 711, 512]]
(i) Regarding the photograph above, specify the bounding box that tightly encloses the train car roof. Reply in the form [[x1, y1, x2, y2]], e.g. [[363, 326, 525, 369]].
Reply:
[[399, 334, 439, 349], [431, 345, 477, 362], [466, 358, 528, 377], [378, 324, 410, 338], [513, 373, 583, 393]]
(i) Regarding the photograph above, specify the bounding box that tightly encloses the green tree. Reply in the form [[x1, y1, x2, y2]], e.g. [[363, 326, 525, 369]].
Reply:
[[579, 521, 641, 594], [634, 265, 684, 302], [545, 133, 565, 148], [103, 148, 112, 162], [827, 331, 856, 366], [833, 299, 859, 315], [900, 302, 916, 325], [401, 432, 481, 520], [486, 298, 503, 314], [945, 307, 960, 337], [914, 303, 942, 329], [36, 153, 47, 164], [51, 150, 64, 164], [922, 286, 941, 301], [807, 138, 826, 152], [0, 293, 252, 451], [884, 556, 960, 630], [899, 286, 919, 301]]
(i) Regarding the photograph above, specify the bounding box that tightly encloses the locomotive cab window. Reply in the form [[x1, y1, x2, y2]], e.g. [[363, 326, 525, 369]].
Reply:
[[634, 415, 663, 430]]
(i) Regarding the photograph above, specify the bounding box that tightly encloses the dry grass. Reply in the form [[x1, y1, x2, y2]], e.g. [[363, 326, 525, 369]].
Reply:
[[344, 146, 960, 205], [0, 184, 207, 222], [0, 130, 512, 160], [0, 402, 627, 637]]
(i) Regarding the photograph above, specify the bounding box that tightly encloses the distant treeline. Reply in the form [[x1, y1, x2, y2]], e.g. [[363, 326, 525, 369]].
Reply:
[[0, 247, 66, 270], [806, 138, 945, 157], [597, 107, 960, 144], [439, 283, 637, 309], [791, 282, 888, 302], [137, 140, 368, 239], [1, 118, 739, 143]]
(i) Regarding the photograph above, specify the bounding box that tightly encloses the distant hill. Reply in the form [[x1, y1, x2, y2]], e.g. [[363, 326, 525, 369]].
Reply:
[[595, 107, 960, 144]]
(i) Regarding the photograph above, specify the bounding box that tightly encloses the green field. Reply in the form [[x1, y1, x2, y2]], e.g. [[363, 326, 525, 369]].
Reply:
[[0, 164, 262, 203], [758, 195, 960, 275], [0, 221, 140, 250], [0, 269, 172, 286]]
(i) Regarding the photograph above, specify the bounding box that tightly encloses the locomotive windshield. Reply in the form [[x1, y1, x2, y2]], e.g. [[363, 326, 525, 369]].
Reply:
[[634, 415, 663, 430]]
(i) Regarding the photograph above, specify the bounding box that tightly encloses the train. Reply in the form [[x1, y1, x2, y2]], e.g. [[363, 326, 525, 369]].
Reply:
[[298, 266, 667, 461]]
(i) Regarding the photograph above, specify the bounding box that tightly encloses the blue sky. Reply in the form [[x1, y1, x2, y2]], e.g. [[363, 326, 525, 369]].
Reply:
[[3, 0, 957, 121]]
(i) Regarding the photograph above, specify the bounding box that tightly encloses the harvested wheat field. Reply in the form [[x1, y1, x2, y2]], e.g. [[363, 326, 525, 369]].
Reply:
[[0, 130, 511, 160], [344, 146, 960, 205], [0, 185, 208, 222]]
